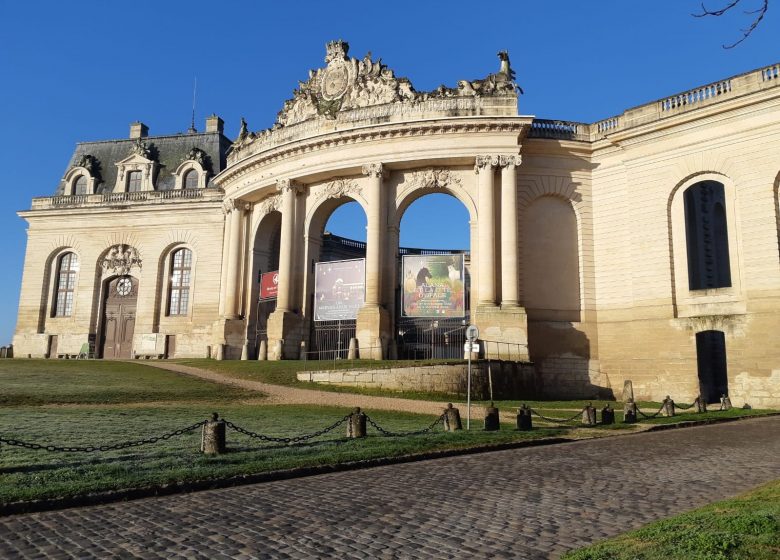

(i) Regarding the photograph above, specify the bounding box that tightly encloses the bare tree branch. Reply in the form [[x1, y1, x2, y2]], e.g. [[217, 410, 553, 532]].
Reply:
[[693, 0, 769, 48]]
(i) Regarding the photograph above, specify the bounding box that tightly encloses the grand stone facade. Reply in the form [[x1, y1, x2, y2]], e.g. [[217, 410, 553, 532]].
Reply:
[[14, 41, 780, 408]]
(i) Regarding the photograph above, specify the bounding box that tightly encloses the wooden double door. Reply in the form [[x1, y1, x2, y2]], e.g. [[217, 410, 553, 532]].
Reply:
[[101, 276, 138, 359]]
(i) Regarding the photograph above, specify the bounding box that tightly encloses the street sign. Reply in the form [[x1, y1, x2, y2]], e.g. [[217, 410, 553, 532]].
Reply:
[[466, 324, 479, 341]]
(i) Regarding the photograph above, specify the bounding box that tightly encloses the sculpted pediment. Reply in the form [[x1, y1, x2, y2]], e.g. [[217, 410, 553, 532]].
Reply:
[[228, 41, 521, 160]]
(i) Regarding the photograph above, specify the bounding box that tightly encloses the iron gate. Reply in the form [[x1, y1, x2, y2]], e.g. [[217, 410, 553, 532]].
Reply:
[[310, 319, 357, 360], [395, 317, 467, 360]]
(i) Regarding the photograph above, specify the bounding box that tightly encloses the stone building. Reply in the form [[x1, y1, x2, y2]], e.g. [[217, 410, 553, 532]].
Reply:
[[14, 41, 780, 407]]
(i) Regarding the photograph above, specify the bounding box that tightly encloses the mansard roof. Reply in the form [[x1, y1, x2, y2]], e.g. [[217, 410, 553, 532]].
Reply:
[[55, 129, 231, 195]]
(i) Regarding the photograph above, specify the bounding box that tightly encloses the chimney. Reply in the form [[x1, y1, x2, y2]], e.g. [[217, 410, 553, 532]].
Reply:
[[206, 114, 224, 134], [130, 121, 149, 139]]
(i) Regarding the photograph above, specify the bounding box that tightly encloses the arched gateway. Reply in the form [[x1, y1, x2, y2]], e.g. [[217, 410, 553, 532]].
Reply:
[[17, 40, 780, 407], [216, 40, 531, 361]]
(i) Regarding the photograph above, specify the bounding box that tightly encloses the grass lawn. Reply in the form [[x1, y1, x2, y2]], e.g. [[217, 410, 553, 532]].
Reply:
[[563, 479, 780, 560], [0, 360, 258, 405], [1, 360, 773, 508]]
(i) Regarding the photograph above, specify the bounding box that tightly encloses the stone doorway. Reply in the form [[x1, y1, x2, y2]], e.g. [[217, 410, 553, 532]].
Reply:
[[101, 276, 138, 359], [696, 330, 729, 404]]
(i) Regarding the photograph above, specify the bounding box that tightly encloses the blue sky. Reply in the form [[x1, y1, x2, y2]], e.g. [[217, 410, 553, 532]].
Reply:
[[0, 0, 777, 345]]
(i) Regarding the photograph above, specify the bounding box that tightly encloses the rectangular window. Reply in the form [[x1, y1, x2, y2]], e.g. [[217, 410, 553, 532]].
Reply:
[[127, 171, 142, 192]]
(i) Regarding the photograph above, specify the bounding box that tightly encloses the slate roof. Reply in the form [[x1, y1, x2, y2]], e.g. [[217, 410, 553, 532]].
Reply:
[[55, 130, 232, 195]]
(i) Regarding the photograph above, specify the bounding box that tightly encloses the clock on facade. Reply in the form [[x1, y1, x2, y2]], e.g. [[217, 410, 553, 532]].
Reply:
[[116, 277, 133, 296]]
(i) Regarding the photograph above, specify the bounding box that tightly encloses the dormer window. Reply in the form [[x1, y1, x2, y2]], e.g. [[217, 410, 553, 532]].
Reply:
[[127, 171, 142, 192], [74, 175, 88, 195], [184, 170, 198, 189]]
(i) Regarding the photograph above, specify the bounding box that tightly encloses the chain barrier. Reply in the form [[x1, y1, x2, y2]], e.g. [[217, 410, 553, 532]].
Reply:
[[0, 421, 206, 453], [224, 415, 351, 444], [674, 401, 695, 410], [528, 407, 587, 424], [365, 414, 445, 437], [636, 403, 666, 419]]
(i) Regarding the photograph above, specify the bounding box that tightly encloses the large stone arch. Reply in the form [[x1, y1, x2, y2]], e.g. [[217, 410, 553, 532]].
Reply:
[[516, 176, 585, 314], [392, 168, 476, 228]]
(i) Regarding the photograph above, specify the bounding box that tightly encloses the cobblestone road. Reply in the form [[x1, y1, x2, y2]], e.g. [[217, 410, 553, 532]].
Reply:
[[1, 417, 779, 560]]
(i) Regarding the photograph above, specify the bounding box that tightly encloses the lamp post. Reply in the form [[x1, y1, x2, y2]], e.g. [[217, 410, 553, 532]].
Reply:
[[465, 324, 479, 430]]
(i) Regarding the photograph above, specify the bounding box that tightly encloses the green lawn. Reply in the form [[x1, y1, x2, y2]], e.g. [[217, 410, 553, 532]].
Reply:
[[0, 360, 257, 405], [0, 404, 567, 505], [1, 360, 772, 509], [563, 480, 780, 560]]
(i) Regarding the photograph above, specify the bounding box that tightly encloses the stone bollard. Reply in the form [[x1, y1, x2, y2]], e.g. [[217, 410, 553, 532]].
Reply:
[[516, 404, 533, 431], [694, 395, 707, 413], [623, 399, 638, 423], [662, 396, 675, 417], [201, 412, 226, 455], [347, 338, 358, 360], [257, 339, 267, 361], [484, 402, 500, 431], [601, 404, 615, 425], [347, 407, 367, 438], [720, 394, 732, 411], [299, 340, 307, 360], [0, 346, 6, 359], [6, 345, 12, 358], [443, 403, 462, 431], [582, 404, 597, 426], [240, 343, 249, 361]]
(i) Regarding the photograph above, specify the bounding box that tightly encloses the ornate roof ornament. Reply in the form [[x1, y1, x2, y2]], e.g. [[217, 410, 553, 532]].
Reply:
[[183, 147, 208, 167], [101, 244, 142, 276], [130, 138, 151, 159], [75, 154, 96, 172], [72, 154, 102, 182], [228, 42, 521, 156]]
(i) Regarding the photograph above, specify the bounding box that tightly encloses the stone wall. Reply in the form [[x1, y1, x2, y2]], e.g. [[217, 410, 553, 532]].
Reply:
[[299, 362, 541, 400]]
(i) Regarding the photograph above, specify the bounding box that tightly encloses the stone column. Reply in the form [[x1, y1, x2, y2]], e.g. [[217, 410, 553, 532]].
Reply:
[[356, 163, 390, 359], [475, 155, 499, 307], [362, 163, 384, 306], [224, 199, 244, 319], [276, 179, 298, 313], [266, 179, 302, 360], [500, 155, 521, 307]]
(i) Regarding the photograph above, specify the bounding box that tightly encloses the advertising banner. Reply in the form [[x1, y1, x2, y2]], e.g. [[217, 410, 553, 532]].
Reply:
[[314, 258, 366, 321], [259, 271, 279, 300], [402, 254, 465, 317]]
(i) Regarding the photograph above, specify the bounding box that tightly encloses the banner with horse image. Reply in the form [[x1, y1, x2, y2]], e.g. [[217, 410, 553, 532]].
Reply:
[[401, 254, 465, 317], [314, 258, 366, 321]]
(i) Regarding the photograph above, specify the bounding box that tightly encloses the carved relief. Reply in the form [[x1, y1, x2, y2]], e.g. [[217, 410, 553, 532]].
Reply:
[[272, 42, 518, 130], [403, 169, 462, 190], [101, 244, 142, 276], [130, 138, 152, 159], [259, 195, 281, 214], [317, 178, 361, 201], [182, 147, 208, 168]]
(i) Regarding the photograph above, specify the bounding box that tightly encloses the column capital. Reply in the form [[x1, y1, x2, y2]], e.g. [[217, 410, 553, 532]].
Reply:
[[498, 155, 522, 169], [474, 155, 500, 173], [361, 162, 386, 178], [223, 198, 250, 214], [277, 178, 303, 195]]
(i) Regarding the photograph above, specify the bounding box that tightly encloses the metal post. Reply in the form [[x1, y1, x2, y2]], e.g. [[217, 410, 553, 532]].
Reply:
[[467, 346, 472, 430]]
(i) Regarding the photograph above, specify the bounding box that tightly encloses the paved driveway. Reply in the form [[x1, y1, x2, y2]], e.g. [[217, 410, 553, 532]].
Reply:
[[1, 417, 779, 559]]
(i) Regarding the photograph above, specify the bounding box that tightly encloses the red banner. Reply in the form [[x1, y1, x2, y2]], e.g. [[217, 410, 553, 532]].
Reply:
[[260, 271, 279, 300]]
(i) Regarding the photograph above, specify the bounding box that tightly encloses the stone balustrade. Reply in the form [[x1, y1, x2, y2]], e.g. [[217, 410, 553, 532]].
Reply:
[[527, 63, 779, 143], [31, 188, 224, 210]]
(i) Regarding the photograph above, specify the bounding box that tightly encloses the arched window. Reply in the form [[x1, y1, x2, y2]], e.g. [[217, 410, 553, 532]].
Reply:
[[183, 170, 198, 189], [127, 171, 142, 192], [73, 175, 88, 195], [53, 252, 79, 317], [168, 248, 192, 315], [683, 181, 731, 290]]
